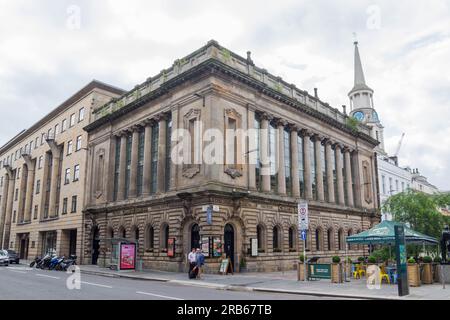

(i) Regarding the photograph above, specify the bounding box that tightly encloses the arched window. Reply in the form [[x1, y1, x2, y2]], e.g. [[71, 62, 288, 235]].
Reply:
[[161, 224, 169, 250], [107, 227, 114, 240], [273, 226, 281, 252], [348, 229, 354, 250], [315, 228, 323, 251], [288, 227, 296, 251], [327, 228, 333, 251], [257, 224, 265, 252], [134, 227, 139, 241], [338, 229, 344, 251], [146, 226, 154, 250], [119, 226, 126, 239]]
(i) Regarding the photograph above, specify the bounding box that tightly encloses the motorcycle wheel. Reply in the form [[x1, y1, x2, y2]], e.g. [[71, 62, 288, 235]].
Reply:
[[30, 261, 36, 268]]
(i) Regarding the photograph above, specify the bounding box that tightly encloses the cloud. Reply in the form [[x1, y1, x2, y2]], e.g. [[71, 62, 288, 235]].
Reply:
[[0, 0, 449, 189]]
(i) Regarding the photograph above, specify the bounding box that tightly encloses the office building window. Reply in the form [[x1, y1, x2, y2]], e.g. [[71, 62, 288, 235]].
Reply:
[[62, 198, 68, 215], [64, 168, 71, 185], [254, 116, 261, 190], [67, 140, 73, 155], [78, 107, 85, 122], [382, 175, 386, 194], [284, 129, 291, 195], [269, 122, 277, 191], [62, 119, 67, 132], [310, 138, 317, 200], [76, 136, 82, 151], [33, 205, 38, 220], [71, 196, 77, 213], [36, 180, 41, 194], [124, 133, 132, 199], [321, 143, 327, 201], [165, 116, 172, 191], [136, 129, 145, 196], [113, 137, 121, 201], [70, 114, 76, 127], [150, 122, 159, 194], [73, 165, 80, 182]]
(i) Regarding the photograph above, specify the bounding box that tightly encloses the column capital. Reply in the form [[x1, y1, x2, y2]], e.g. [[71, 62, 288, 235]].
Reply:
[[130, 125, 142, 132], [288, 124, 300, 133], [260, 112, 273, 121], [247, 103, 257, 112], [333, 142, 343, 150], [275, 118, 288, 128], [155, 113, 170, 122], [311, 133, 325, 142], [300, 128, 313, 138], [343, 146, 354, 153], [322, 137, 334, 146]]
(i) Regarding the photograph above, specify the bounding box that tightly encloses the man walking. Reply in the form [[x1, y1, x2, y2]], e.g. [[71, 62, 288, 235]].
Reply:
[[195, 248, 205, 280], [188, 248, 197, 278]]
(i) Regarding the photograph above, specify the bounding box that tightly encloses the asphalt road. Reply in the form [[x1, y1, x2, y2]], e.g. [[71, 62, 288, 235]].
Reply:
[[0, 264, 343, 300]]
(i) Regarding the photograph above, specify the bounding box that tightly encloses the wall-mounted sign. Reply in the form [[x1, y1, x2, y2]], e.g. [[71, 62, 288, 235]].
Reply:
[[207, 205, 213, 225], [202, 237, 210, 257], [119, 243, 136, 270], [251, 238, 258, 257], [213, 238, 222, 257], [167, 238, 176, 257]]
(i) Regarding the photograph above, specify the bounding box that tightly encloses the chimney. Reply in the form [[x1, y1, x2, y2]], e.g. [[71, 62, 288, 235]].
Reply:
[[314, 88, 318, 98], [342, 105, 347, 115]]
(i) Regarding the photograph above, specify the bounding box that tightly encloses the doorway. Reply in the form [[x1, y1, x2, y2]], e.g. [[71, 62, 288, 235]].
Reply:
[[19, 234, 29, 259], [92, 226, 100, 265], [69, 230, 77, 256], [191, 224, 200, 250], [224, 224, 235, 268]]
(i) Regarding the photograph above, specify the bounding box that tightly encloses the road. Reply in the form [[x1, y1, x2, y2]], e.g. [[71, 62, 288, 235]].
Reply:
[[0, 264, 346, 300]]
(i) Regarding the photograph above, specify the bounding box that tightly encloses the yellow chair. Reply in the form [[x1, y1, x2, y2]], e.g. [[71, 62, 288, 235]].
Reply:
[[353, 264, 366, 279], [379, 265, 391, 284]]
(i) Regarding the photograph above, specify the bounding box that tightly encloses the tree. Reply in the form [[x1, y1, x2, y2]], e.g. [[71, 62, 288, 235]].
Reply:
[[383, 190, 448, 238]]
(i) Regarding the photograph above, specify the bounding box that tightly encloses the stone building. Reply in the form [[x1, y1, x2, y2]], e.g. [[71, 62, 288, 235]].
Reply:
[[0, 81, 124, 261], [83, 40, 381, 273]]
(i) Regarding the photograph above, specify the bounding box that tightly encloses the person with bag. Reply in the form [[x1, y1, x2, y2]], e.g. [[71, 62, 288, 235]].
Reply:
[[195, 248, 205, 280]]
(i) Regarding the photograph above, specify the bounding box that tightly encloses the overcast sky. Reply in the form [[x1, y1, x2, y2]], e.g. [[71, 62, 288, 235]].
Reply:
[[0, 0, 449, 190]]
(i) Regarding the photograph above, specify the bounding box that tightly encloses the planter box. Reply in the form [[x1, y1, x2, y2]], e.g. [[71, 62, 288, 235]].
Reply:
[[421, 263, 433, 284], [407, 264, 421, 287], [297, 262, 307, 281], [331, 263, 343, 283], [433, 263, 441, 283]]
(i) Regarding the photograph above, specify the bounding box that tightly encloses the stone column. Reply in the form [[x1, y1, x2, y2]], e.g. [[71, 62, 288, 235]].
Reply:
[[23, 156, 36, 222], [325, 140, 335, 203], [247, 106, 256, 191], [48, 145, 62, 218], [0, 173, 10, 248], [3, 169, 16, 247], [302, 130, 313, 200], [142, 120, 153, 197], [17, 164, 27, 223], [260, 114, 271, 193], [128, 127, 140, 198], [314, 136, 324, 202], [277, 120, 286, 196], [117, 133, 128, 201], [169, 106, 179, 191], [344, 147, 354, 207], [335, 144, 345, 206], [290, 126, 300, 198], [157, 114, 168, 194]]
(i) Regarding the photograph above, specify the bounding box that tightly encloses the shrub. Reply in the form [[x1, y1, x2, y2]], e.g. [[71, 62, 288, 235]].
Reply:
[[408, 257, 416, 264], [368, 256, 377, 264], [332, 256, 341, 263], [299, 254, 306, 263], [434, 257, 442, 263], [357, 257, 365, 262], [422, 256, 432, 263]]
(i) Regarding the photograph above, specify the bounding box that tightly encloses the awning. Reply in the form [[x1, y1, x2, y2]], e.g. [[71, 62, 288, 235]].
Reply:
[[346, 220, 438, 245]]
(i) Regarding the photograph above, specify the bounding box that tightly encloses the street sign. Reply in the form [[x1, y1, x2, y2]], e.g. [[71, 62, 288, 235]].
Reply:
[[298, 202, 309, 231], [207, 205, 213, 225], [301, 230, 307, 241]]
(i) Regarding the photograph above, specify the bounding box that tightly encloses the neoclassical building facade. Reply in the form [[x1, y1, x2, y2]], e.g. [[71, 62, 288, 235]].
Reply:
[[0, 81, 124, 261], [83, 40, 381, 272]]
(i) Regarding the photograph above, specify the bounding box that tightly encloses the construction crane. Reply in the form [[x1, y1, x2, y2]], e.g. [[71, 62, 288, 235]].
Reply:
[[394, 133, 405, 157]]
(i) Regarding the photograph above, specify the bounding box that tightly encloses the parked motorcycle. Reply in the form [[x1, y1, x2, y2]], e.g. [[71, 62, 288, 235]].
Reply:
[[60, 255, 77, 271], [36, 254, 53, 269], [49, 255, 65, 270]]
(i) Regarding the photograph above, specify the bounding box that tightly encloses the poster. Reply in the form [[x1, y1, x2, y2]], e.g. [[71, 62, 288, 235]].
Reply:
[[213, 238, 222, 257], [251, 238, 258, 257], [167, 238, 175, 257], [120, 243, 136, 270], [202, 237, 210, 257]]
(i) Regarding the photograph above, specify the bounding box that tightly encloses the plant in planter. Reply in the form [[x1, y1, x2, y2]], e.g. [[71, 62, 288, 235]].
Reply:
[[298, 254, 307, 281], [421, 256, 433, 284], [299, 254, 306, 263], [407, 257, 421, 287], [357, 257, 365, 263], [331, 256, 342, 283], [367, 256, 377, 264]]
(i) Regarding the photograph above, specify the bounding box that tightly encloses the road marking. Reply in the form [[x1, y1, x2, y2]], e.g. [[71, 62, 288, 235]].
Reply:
[[136, 291, 184, 300], [8, 270, 27, 274], [36, 274, 60, 279], [81, 281, 113, 289]]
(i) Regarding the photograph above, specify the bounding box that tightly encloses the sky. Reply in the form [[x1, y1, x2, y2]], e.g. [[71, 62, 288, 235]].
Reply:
[[0, 0, 449, 190]]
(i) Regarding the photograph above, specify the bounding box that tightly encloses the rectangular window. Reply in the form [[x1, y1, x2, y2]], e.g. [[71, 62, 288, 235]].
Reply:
[[76, 136, 82, 151], [113, 137, 121, 201], [165, 116, 172, 192], [36, 180, 41, 194], [54, 124, 59, 138], [284, 129, 291, 195], [67, 140, 73, 155], [47, 128, 53, 140], [269, 122, 277, 191], [38, 156, 43, 169], [33, 205, 38, 220], [70, 114, 76, 127], [35, 137, 39, 149], [15, 188, 18, 201], [136, 130, 145, 196], [64, 168, 71, 185], [332, 146, 337, 203], [321, 143, 328, 201], [73, 165, 80, 182], [17, 168, 20, 179], [62, 198, 68, 215], [62, 119, 67, 132], [41, 133, 45, 145], [150, 122, 159, 194], [78, 107, 85, 122], [124, 134, 132, 199], [382, 176, 386, 194], [254, 116, 261, 190], [13, 210, 16, 223], [310, 138, 317, 200], [71, 196, 77, 213], [389, 177, 393, 195]]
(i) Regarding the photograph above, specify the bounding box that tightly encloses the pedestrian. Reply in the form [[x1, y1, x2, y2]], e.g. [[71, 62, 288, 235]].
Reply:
[[187, 248, 197, 277], [195, 248, 205, 280]]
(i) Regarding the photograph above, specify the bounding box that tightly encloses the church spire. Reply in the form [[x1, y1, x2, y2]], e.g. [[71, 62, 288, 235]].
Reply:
[[354, 41, 367, 87]]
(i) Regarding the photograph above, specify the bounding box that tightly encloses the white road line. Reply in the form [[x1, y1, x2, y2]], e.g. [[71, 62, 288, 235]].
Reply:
[[81, 281, 113, 289], [8, 270, 27, 274], [36, 274, 60, 279], [136, 291, 184, 300]]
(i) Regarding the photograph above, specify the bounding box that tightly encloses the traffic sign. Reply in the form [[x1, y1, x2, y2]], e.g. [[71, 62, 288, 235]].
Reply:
[[301, 230, 307, 241], [298, 202, 309, 231]]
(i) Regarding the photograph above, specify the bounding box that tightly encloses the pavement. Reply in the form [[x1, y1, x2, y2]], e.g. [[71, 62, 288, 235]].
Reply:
[[0, 264, 341, 300], [79, 264, 450, 300]]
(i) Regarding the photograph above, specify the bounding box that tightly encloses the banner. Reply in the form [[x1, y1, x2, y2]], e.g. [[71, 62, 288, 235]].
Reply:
[[120, 243, 136, 270]]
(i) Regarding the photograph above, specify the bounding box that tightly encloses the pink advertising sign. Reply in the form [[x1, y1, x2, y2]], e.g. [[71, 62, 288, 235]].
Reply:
[[120, 243, 136, 270]]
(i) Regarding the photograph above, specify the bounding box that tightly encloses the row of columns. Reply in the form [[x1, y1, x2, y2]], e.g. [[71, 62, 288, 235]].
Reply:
[[256, 112, 355, 207], [115, 114, 169, 201]]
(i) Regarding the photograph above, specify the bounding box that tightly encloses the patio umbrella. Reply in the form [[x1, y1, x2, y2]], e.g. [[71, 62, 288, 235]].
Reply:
[[346, 220, 438, 246]]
